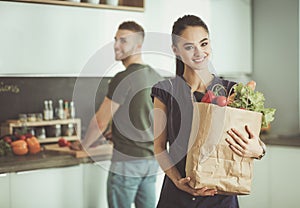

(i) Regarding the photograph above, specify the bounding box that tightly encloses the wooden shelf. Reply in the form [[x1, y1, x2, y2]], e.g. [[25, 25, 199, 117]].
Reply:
[[0, 118, 81, 143], [5, 118, 80, 128], [3, 0, 145, 12]]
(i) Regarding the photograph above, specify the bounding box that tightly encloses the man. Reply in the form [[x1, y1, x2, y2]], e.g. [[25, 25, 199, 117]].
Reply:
[[80, 21, 163, 208]]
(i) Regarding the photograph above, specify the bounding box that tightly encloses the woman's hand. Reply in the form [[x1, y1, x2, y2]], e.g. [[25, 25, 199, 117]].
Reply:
[[226, 125, 263, 158], [154, 98, 217, 197], [174, 176, 217, 196]]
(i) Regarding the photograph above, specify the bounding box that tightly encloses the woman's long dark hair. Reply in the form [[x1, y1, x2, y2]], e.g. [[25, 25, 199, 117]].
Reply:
[[172, 15, 209, 76]]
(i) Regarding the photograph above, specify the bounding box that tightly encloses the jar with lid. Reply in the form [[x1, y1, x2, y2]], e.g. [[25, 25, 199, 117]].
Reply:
[[27, 113, 36, 122], [36, 113, 43, 121]]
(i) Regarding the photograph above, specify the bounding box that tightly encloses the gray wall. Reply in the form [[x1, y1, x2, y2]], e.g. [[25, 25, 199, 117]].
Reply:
[[0, 77, 110, 138], [252, 0, 299, 134]]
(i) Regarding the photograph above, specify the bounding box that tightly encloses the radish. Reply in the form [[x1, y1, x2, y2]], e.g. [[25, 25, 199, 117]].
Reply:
[[201, 91, 216, 103], [212, 96, 228, 107]]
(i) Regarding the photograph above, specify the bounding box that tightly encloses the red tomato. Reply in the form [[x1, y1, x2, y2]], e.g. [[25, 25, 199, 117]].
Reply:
[[58, 138, 70, 147], [213, 96, 228, 107], [25, 133, 33, 138], [201, 91, 216, 103], [19, 135, 26, 141]]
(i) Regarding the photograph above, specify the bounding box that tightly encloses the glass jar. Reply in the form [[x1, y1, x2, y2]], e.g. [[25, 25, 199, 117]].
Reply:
[[36, 127, 46, 139], [27, 113, 36, 122], [62, 123, 74, 136], [36, 113, 43, 121], [27, 128, 35, 136], [46, 124, 61, 137], [18, 114, 27, 123]]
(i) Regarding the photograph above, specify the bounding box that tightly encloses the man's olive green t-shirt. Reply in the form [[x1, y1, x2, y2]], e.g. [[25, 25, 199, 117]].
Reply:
[[106, 63, 163, 161]]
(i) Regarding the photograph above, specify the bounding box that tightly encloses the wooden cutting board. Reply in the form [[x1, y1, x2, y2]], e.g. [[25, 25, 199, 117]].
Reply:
[[44, 143, 113, 158]]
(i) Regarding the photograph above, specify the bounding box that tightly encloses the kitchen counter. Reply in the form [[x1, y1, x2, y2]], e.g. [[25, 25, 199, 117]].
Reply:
[[1, 133, 299, 174], [0, 147, 112, 174], [261, 133, 300, 147]]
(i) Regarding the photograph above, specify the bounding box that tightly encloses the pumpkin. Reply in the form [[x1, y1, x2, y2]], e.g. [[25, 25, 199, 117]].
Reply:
[[26, 137, 41, 154], [11, 140, 28, 155]]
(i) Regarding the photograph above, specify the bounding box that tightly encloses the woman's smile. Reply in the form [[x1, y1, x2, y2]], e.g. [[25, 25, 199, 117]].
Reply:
[[192, 55, 207, 63]]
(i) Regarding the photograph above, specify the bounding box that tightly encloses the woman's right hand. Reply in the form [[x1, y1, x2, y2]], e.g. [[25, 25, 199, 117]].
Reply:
[[174, 176, 217, 196]]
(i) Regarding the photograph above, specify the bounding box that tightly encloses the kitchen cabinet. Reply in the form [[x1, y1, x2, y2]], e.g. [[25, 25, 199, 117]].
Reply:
[[238, 150, 270, 207], [83, 162, 110, 208], [0, 118, 81, 144], [0, 1, 144, 76], [82, 163, 164, 208], [3, 0, 144, 12], [0, 173, 10, 208], [10, 165, 84, 208], [238, 145, 300, 208], [210, 0, 252, 76], [82, 162, 164, 208], [268, 146, 300, 208]]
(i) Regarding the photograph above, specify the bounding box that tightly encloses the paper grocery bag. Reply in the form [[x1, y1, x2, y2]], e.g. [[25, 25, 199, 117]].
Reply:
[[186, 103, 262, 195]]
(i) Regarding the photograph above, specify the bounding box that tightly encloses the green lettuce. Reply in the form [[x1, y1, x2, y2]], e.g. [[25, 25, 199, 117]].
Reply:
[[228, 83, 276, 128]]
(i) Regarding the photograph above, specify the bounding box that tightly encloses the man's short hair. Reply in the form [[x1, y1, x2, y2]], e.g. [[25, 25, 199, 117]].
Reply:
[[118, 21, 145, 40]]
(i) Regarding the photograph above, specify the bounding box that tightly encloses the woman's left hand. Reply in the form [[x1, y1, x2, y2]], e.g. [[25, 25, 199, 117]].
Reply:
[[226, 125, 263, 158]]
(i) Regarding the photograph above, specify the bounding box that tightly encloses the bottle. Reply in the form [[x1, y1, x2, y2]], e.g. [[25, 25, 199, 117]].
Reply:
[[58, 99, 64, 120], [54, 124, 61, 137], [36, 127, 46, 139], [64, 100, 69, 119], [69, 101, 75, 119], [48, 100, 54, 120], [43, 100, 49, 121]]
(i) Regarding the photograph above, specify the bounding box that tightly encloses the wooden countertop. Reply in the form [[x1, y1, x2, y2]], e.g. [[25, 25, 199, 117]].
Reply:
[[0, 148, 111, 174]]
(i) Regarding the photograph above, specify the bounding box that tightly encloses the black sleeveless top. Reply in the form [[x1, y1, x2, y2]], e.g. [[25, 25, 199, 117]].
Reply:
[[151, 75, 239, 208]]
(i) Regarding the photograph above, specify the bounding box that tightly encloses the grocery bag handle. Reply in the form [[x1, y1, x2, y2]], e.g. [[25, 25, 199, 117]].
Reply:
[[227, 83, 251, 110], [211, 83, 228, 97]]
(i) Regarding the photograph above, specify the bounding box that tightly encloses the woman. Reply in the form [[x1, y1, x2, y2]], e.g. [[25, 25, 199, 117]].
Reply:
[[151, 15, 264, 208]]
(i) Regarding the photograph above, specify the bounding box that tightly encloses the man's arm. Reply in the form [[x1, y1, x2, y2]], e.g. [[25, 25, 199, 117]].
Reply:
[[82, 97, 119, 148]]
